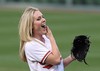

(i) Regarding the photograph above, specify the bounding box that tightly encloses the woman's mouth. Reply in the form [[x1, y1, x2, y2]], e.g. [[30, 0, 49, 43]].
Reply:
[[41, 24, 46, 28]]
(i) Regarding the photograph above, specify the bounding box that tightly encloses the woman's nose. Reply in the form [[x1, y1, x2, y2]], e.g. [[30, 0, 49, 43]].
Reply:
[[42, 18, 46, 23]]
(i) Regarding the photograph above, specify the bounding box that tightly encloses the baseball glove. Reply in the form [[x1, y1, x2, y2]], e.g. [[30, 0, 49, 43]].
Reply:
[[71, 35, 90, 64]]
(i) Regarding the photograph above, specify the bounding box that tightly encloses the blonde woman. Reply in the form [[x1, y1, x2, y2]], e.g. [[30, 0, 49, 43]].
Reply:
[[19, 7, 75, 71]]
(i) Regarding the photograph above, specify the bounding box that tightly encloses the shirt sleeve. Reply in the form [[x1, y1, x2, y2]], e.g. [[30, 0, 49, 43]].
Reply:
[[25, 41, 51, 64]]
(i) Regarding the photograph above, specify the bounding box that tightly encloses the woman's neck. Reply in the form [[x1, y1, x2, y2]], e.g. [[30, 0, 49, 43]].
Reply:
[[34, 34, 45, 43]]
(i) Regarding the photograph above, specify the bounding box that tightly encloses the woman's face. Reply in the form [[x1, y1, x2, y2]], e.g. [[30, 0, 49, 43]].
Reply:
[[33, 10, 47, 35]]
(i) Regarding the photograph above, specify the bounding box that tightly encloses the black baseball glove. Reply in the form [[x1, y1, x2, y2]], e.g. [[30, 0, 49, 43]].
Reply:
[[71, 35, 90, 64]]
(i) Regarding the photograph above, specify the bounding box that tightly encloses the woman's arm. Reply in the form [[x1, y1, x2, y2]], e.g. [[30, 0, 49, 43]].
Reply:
[[45, 26, 61, 65], [63, 55, 76, 67]]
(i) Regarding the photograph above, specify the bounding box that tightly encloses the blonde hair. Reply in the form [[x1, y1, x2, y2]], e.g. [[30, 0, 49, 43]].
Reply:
[[19, 7, 38, 62]]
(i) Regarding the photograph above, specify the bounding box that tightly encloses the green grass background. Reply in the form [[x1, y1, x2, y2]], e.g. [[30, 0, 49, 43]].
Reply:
[[0, 8, 100, 71]]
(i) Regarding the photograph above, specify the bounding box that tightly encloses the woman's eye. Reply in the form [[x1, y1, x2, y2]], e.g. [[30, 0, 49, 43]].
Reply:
[[37, 18, 41, 21], [37, 16, 41, 21], [36, 16, 44, 21]]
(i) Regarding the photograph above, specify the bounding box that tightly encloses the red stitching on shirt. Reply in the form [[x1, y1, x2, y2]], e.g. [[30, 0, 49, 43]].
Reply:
[[40, 51, 51, 64], [43, 64, 53, 69]]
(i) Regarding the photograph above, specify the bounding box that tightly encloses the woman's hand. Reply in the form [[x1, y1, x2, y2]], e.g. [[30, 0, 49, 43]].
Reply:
[[45, 26, 53, 39]]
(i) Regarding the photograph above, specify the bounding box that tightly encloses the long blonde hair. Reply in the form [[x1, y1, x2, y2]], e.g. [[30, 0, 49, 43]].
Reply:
[[19, 7, 38, 62]]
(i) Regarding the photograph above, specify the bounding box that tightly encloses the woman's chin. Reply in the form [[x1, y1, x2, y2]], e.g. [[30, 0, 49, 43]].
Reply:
[[42, 32, 46, 35]]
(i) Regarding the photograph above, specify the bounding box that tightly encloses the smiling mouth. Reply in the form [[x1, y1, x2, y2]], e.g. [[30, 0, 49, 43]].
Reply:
[[41, 24, 46, 28]]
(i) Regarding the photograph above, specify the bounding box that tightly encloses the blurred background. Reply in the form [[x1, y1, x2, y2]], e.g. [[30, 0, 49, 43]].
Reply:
[[0, 0, 100, 71]]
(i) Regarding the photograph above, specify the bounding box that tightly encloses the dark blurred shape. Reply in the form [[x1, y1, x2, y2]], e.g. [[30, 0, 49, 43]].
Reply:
[[93, 0, 100, 5], [73, 0, 100, 5], [6, 0, 33, 2], [73, 0, 87, 5], [0, 0, 100, 5], [6, 0, 19, 2], [36, 0, 43, 3], [58, 0, 66, 4], [46, 0, 66, 4]]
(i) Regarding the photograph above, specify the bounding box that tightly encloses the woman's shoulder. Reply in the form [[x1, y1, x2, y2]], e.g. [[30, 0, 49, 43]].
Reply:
[[24, 40, 39, 52], [24, 40, 36, 48]]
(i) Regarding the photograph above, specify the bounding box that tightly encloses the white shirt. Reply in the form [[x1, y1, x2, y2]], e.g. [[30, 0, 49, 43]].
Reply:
[[24, 35, 64, 71]]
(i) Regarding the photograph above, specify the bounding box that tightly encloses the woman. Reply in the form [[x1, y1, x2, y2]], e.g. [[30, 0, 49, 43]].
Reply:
[[19, 7, 75, 71]]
